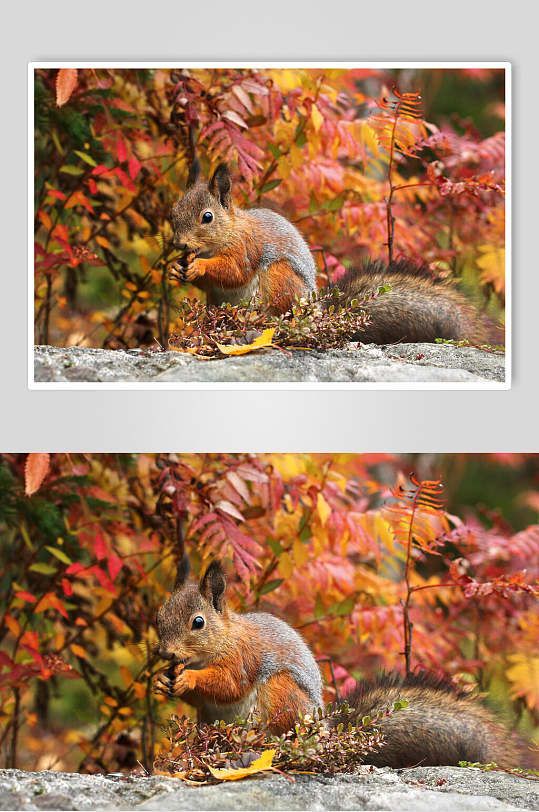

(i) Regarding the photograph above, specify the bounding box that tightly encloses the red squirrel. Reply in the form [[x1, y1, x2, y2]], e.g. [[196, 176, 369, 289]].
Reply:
[[154, 557, 529, 768], [169, 161, 501, 345]]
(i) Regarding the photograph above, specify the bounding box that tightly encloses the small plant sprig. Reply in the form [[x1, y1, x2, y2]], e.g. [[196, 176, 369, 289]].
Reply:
[[459, 761, 539, 782], [153, 698, 409, 783], [434, 337, 505, 353], [168, 284, 391, 357]]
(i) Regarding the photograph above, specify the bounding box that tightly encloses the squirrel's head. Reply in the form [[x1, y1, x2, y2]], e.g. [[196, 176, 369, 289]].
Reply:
[[170, 160, 234, 260], [156, 556, 228, 667]]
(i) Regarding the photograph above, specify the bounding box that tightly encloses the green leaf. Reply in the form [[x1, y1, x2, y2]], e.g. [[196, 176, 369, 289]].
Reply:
[[19, 524, 34, 551], [298, 523, 311, 543], [295, 121, 307, 147], [260, 179, 282, 194], [51, 130, 65, 156], [314, 593, 325, 619], [45, 546, 72, 565], [74, 150, 97, 167], [327, 595, 357, 617], [259, 578, 283, 596], [267, 142, 281, 159], [60, 165, 85, 176], [29, 563, 57, 575], [266, 536, 282, 557], [322, 194, 346, 212]]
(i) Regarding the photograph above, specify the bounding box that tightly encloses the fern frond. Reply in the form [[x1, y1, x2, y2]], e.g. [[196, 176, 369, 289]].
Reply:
[[384, 473, 448, 554]]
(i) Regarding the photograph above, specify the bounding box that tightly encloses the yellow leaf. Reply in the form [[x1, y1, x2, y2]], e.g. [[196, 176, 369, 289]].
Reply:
[[506, 654, 539, 710], [70, 643, 87, 659], [217, 328, 275, 357], [476, 245, 506, 295], [277, 155, 292, 179], [293, 538, 309, 566], [120, 666, 133, 688], [279, 552, 294, 579], [208, 749, 276, 781], [311, 104, 324, 132], [361, 122, 380, 158], [317, 493, 331, 526]]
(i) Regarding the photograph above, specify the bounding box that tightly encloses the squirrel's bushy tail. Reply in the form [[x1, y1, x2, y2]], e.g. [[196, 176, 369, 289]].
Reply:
[[335, 672, 533, 769], [336, 259, 504, 346]]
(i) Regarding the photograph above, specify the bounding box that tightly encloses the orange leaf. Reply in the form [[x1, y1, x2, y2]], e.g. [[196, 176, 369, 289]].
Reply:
[[38, 210, 52, 230], [4, 614, 20, 637], [56, 69, 78, 107], [70, 644, 87, 659], [95, 235, 111, 250], [25, 453, 50, 496]]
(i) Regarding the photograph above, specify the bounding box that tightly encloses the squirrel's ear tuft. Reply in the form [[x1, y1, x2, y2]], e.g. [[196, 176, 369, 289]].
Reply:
[[199, 560, 226, 613], [208, 163, 232, 209], [174, 551, 191, 590], [186, 157, 201, 189]]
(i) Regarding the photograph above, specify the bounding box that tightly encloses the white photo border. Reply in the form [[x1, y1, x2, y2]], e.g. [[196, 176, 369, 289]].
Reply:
[[28, 61, 511, 391]]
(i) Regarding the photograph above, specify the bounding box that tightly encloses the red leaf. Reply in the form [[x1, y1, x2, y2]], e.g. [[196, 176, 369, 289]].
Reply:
[[128, 157, 142, 180], [94, 533, 107, 560], [108, 554, 123, 581], [65, 562, 85, 575], [61, 578, 73, 597], [90, 566, 116, 595], [114, 167, 136, 192], [46, 189, 67, 201], [117, 139, 128, 163], [56, 69, 78, 107], [91, 165, 111, 176], [88, 178, 98, 195], [25, 453, 50, 496], [15, 591, 37, 604]]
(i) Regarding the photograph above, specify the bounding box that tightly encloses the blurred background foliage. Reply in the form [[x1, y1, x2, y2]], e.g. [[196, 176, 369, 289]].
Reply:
[[0, 453, 536, 773], [34, 67, 506, 349]]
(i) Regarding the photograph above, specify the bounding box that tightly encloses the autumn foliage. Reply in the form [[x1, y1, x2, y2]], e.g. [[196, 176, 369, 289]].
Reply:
[[34, 68, 506, 349], [0, 453, 536, 773]]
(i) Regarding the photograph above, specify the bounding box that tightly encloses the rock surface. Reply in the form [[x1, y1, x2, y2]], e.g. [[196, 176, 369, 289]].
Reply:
[[0, 767, 537, 811], [33, 344, 506, 384]]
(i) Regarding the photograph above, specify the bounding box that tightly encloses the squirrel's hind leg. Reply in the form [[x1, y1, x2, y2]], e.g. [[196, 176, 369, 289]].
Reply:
[[257, 672, 313, 734], [259, 260, 311, 315]]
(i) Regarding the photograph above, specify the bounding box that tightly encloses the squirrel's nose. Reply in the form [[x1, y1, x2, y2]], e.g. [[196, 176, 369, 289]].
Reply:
[[159, 647, 175, 660], [174, 238, 189, 251]]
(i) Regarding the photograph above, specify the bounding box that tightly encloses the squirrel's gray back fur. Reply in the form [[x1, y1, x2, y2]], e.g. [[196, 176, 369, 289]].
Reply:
[[247, 208, 317, 291], [245, 611, 323, 709]]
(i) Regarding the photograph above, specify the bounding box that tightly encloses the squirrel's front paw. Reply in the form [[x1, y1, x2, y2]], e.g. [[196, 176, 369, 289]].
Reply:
[[169, 254, 204, 284], [154, 664, 195, 698], [154, 663, 186, 698], [168, 669, 195, 696]]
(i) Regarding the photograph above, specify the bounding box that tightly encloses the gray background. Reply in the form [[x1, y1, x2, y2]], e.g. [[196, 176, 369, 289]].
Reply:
[[3, 0, 536, 452]]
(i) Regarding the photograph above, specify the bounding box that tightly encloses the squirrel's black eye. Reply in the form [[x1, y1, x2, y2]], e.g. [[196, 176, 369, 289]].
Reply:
[[192, 616, 205, 630], [201, 211, 213, 224]]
